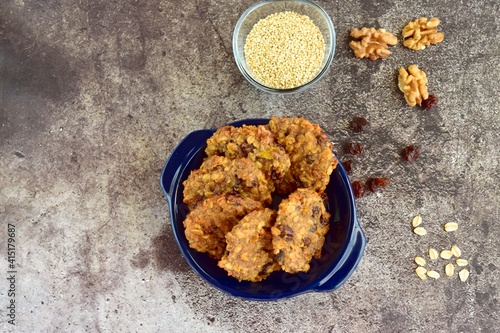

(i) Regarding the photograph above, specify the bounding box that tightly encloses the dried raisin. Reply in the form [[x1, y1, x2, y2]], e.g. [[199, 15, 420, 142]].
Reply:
[[351, 180, 367, 198], [350, 117, 369, 132], [366, 177, 391, 192], [312, 206, 320, 217], [422, 94, 438, 110], [276, 251, 284, 264], [279, 225, 294, 241], [342, 160, 353, 174], [345, 142, 364, 155], [401, 145, 420, 162]]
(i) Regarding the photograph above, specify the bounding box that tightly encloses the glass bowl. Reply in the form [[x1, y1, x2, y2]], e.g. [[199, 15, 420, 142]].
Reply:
[[232, 0, 336, 94], [160, 119, 366, 300]]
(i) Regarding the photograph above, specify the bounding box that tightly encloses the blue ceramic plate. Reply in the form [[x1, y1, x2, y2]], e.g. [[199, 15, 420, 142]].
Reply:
[[160, 119, 366, 300]]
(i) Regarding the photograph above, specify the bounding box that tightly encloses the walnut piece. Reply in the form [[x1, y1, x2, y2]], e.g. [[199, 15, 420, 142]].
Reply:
[[398, 64, 429, 107], [402, 17, 444, 50], [349, 27, 398, 60]]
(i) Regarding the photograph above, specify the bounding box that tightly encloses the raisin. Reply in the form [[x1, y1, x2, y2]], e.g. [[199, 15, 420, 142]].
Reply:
[[276, 251, 284, 264], [350, 117, 369, 132], [342, 160, 353, 174], [401, 145, 420, 162], [422, 94, 438, 110], [309, 224, 317, 232], [345, 142, 364, 155], [351, 181, 366, 198], [279, 225, 294, 241], [203, 225, 216, 234], [312, 206, 320, 217], [240, 142, 254, 154], [303, 237, 311, 247], [320, 216, 329, 226], [260, 262, 274, 275], [321, 193, 329, 205], [366, 177, 391, 192], [317, 135, 327, 144]]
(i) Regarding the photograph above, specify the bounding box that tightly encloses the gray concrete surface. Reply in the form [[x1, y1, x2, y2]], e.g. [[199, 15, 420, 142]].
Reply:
[[1, 0, 499, 332]]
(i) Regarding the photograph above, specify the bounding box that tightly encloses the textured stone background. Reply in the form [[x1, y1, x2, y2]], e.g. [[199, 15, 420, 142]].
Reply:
[[1, 0, 499, 332]]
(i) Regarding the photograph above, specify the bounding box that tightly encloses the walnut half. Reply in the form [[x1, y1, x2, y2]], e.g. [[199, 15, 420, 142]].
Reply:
[[402, 17, 444, 50], [349, 27, 398, 60], [398, 64, 429, 107]]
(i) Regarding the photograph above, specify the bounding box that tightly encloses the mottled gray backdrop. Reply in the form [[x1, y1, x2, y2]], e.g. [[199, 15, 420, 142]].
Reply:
[[0, 0, 498, 332]]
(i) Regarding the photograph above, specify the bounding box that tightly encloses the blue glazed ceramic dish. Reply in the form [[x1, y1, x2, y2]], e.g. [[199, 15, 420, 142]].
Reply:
[[160, 119, 366, 301]]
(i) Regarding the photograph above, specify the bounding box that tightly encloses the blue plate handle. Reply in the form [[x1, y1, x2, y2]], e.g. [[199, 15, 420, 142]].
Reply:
[[160, 129, 214, 201], [314, 222, 366, 292]]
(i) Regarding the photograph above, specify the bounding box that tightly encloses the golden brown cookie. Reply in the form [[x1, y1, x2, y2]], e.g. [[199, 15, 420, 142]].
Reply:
[[182, 156, 272, 210], [205, 124, 291, 191], [183, 195, 264, 260], [268, 116, 337, 193], [218, 208, 280, 282], [271, 188, 330, 274]]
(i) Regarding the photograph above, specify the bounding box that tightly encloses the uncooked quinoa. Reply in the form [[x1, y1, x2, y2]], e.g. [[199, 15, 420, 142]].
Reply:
[[244, 11, 325, 89]]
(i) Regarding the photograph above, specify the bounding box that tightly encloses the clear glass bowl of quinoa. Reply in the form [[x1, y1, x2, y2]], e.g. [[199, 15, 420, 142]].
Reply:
[[233, 0, 336, 94]]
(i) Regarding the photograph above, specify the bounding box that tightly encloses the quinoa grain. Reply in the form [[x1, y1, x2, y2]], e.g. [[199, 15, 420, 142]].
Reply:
[[244, 11, 325, 89]]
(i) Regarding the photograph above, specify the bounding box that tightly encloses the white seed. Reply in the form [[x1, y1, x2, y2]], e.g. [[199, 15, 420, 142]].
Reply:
[[412, 215, 422, 227], [444, 222, 458, 232], [445, 263, 455, 277], [456, 259, 468, 267], [415, 266, 427, 280], [440, 250, 453, 259], [426, 270, 440, 279], [451, 245, 462, 258], [428, 248, 439, 260], [459, 269, 470, 282], [415, 256, 426, 266], [413, 227, 427, 236]]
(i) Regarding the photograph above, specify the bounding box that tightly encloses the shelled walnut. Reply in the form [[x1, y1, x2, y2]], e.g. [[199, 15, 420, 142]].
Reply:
[[349, 27, 398, 60], [398, 64, 429, 107], [402, 17, 444, 50]]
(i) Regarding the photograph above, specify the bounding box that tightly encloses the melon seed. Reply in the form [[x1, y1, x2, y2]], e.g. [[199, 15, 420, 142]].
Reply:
[[428, 248, 438, 261], [451, 245, 462, 257], [412, 215, 422, 227], [459, 269, 470, 282], [415, 256, 426, 266], [445, 263, 454, 277], [413, 227, 427, 236], [426, 270, 440, 279], [444, 222, 458, 232], [415, 266, 427, 280], [440, 250, 453, 259]]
